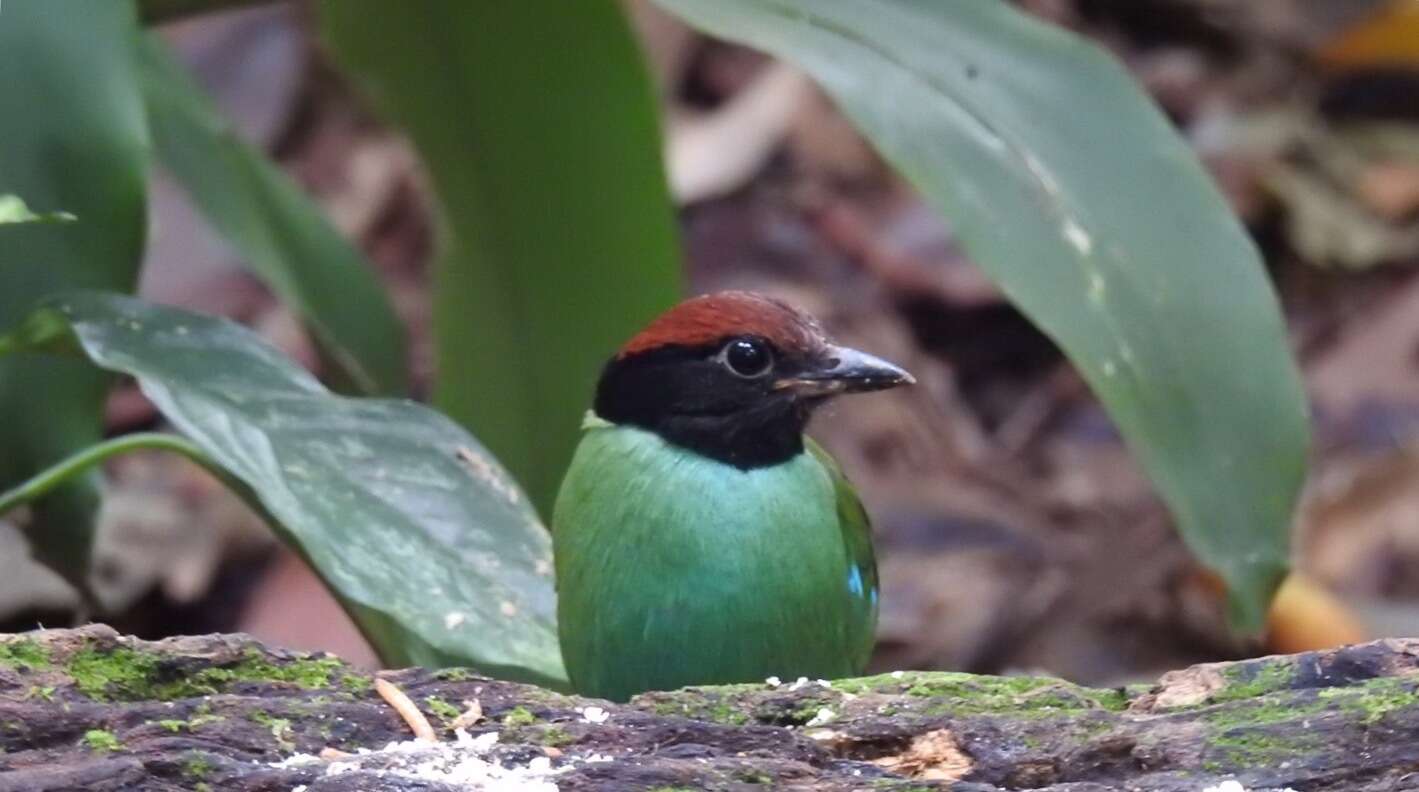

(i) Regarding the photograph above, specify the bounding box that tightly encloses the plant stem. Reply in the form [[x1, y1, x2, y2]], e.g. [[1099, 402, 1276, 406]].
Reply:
[[0, 432, 250, 518]]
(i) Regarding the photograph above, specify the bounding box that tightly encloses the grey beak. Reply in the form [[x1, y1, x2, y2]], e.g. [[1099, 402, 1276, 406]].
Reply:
[[775, 345, 915, 396]]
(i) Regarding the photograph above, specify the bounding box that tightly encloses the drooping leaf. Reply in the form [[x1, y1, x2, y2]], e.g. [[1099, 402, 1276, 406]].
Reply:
[[3, 292, 564, 685], [654, 0, 1310, 630], [0, 0, 150, 585], [135, 34, 408, 396], [0, 195, 75, 225], [321, 1, 683, 516]]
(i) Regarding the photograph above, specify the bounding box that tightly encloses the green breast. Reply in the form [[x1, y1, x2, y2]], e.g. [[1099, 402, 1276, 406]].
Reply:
[[553, 418, 877, 701]]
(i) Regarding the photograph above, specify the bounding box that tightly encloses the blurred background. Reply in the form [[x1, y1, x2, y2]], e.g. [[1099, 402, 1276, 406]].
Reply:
[[5, 0, 1419, 687]]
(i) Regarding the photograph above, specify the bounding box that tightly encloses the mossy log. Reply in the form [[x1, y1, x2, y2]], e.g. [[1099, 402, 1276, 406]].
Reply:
[[2, 626, 1418, 790]]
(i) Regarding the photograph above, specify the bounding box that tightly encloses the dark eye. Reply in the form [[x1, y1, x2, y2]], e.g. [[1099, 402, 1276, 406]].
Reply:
[[720, 338, 773, 378]]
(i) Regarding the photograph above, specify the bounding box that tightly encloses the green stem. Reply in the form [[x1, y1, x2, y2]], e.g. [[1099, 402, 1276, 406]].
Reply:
[[0, 432, 252, 518]]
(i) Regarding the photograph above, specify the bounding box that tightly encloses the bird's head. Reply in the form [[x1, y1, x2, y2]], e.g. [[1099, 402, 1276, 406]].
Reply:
[[594, 291, 914, 469]]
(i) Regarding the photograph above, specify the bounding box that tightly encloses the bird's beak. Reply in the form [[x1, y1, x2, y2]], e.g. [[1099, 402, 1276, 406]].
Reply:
[[774, 345, 915, 396]]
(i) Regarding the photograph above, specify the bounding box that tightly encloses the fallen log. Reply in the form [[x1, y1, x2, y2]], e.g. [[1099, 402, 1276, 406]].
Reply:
[[1, 625, 1416, 790]]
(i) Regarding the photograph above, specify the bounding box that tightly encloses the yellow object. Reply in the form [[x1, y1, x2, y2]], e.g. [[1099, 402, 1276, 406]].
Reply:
[[1320, 0, 1419, 69], [1266, 573, 1368, 654]]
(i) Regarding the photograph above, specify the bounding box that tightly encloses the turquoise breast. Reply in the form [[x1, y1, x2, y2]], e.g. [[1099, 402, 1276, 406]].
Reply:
[[553, 419, 877, 701]]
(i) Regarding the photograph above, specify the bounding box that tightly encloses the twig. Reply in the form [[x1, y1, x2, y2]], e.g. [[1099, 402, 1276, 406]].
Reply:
[[374, 677, 436, 742]]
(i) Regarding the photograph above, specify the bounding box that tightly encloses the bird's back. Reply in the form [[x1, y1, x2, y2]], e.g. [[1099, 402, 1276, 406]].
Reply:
[[553, 419, 877, 701]]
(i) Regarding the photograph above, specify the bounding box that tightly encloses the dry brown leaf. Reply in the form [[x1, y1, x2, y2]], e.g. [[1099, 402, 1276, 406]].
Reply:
[[873, 728, 973, 781]]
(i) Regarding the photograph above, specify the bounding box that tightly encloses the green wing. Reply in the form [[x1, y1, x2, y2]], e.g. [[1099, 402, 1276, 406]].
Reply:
[[805, 436, 880, 671]]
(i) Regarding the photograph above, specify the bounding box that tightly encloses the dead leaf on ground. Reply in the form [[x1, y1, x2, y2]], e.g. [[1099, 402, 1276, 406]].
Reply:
[[873, 728, 974, 781]]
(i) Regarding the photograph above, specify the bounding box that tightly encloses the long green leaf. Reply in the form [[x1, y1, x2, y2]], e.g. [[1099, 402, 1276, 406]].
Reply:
[[654, 0, 1310, 629], [135, 34, 408, 396], [321, 1, 683, 515], [2, 292, 565, 685], [0, 0, 150, 585]]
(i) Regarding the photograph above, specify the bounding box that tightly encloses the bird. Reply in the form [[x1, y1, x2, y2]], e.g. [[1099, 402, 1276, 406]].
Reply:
[[553, 290, 914, 701]]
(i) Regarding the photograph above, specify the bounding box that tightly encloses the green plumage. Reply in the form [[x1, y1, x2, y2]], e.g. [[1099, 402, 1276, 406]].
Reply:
[[553, 414, 878, 701]]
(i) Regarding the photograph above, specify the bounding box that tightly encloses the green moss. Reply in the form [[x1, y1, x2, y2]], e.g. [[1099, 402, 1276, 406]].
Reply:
[[1207, 728, 1320, 768], [68, 644, 365, 702], [194, 785, 212, 792], [433, 668, 473, 682], [425, 696, 462, 723], [785, 696, 835, 725], [502, 706, 537, 727], [0, 639, 51, 671], [1200, 677, 1419, 768], [249, 711, 294, 751], [736, 770, 773, 784], [713, 701, 751, 726], [1209, 662, 1295, 704], [82, 729, 120, 753], [909, 672, 1121, 716], [540, 725, 574, 747], [70, 648, 161, 701], [157, 719, 187, 733], [652, 694, 751, 726], [182, 751, 212, 780], [24, 685, 55, 702], [833, 670, 1125, 716], [1201, 696, 1327, 730], [1318, 677, 1419, 724], [188, 702, 225, 729]]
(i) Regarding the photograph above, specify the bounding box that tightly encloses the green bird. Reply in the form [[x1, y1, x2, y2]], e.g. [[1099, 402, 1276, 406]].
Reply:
[[553, 291, 914, 701]]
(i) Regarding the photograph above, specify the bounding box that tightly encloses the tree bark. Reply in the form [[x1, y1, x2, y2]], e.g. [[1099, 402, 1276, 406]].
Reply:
[[1, 625, 1417, 790]]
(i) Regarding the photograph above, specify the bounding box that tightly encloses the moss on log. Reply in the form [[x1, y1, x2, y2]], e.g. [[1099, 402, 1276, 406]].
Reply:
[[1, 625, 1417, 790]]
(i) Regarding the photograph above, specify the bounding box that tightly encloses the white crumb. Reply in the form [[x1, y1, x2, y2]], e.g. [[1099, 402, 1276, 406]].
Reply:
[[804, 707, 837, 727], [578, 706, 609, 724], [764, 676, 782, 687], [269, 727, 570, 791], [1200, 781, 1299, 792]]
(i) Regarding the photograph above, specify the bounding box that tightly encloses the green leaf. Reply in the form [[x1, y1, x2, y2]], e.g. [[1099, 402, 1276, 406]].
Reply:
[[654, 0, 1309, 630], [0, 0, 150, 585], [0, 195, 75, 225], [135, 34, 408, 396], [2, 292, 564, 686], [321, 0, 683, 516]]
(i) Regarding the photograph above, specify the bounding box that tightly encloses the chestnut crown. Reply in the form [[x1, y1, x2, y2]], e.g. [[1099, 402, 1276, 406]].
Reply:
[[594, 291, 913, 468]]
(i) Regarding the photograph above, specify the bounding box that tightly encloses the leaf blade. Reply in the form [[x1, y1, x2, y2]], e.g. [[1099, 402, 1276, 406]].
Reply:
[[320, 0, 683, 515], [0, 0, 151, 584], [654, 0, 1310, 629], [135, 33, 408, 396], [4, 292, 565, 685]]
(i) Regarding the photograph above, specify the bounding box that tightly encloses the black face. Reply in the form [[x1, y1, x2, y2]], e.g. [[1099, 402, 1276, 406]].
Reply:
[[594, 335, 910, 469]]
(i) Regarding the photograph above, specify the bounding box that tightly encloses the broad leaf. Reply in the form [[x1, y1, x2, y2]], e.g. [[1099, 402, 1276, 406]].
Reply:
[[322, 1, 683, 516], [136, 34, 408, 396], [3, 292, 564, 685], [654, 0, 1310, 629], [0, 0, 150, 585]]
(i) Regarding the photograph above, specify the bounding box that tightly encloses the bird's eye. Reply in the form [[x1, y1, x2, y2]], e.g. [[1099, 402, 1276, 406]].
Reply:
[[720, 338, 773, 378]]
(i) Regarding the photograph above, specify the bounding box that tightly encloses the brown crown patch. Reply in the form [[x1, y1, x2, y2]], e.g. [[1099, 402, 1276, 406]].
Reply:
[[618, 291, 828, 358]]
